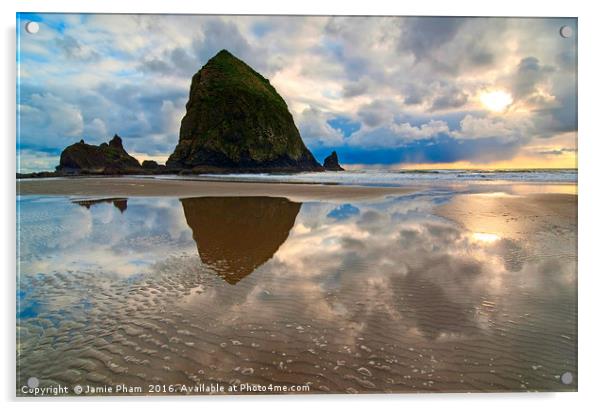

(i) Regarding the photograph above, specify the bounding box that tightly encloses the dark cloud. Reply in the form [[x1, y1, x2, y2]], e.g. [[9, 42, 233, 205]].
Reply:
[[556, 49, 577, 71], [398, 17, 502, 76], [357, 99, 397, 127], [403, 84, 425, 105], [342, 80, 369, 98], [534, 91, 577, 137], [404, 82, 469, 111], [470, 48, 495, 66], [399, 17, 465, 63], [512, 57, 555, 99], [193, 19, 274, 75], [138, 58, 172, 75], [138, 47, 202, 77], [135, 19, 274, 79], [537, 147, 576, 156], [430, 86, 468, 111], [169, 47, 200, 74]]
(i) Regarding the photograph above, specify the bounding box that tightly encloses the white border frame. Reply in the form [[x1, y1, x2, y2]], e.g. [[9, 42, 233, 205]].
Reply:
[[3, 1, 600, 409]]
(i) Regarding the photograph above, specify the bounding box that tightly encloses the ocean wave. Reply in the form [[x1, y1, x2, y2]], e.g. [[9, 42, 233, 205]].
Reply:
[[156, 169, 577, 187]]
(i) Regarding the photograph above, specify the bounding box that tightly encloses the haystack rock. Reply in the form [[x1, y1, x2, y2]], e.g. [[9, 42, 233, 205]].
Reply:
[[323, 151, 344, 171], [166, 49, 323, 172], [56, 135, 141, 174]]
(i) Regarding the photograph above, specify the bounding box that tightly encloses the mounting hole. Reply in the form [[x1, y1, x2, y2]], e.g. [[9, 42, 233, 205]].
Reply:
[[25, 21, 40, 34], [561, 371, 573, 385], [27, 377, 39, 388], [560, 25, 573, 38]]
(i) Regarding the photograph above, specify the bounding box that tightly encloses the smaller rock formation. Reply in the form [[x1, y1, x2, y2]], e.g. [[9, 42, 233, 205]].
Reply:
[[323, 151, 344, 171], [73, 198, 128, 213], [56, 135, 141, 175], [142, 160, 159, 169]]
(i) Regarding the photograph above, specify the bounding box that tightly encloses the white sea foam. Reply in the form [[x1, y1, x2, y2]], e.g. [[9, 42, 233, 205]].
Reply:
[[157, 169, 577, 187]]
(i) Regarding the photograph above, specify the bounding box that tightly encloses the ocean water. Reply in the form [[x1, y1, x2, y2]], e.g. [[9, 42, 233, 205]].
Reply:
[[168, 169, 578, 187], [16, 184, 577, 394]]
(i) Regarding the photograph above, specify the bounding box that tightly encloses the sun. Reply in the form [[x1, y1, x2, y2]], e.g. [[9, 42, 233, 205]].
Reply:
[[472, 232, 501, 243], [479, 90, 513, 112]]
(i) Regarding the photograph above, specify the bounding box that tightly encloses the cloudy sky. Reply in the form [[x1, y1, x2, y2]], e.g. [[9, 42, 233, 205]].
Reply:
[[17, 13, 577, 172]]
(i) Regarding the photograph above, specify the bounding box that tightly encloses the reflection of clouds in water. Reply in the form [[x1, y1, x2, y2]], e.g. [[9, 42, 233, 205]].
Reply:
[[135, 197, 193, 241], [19, 200, 93, 254], [262, 199, 574, 341], [18, 194, 576, 340], [18, 197, 196, 279], [17, 192, 576, 392]]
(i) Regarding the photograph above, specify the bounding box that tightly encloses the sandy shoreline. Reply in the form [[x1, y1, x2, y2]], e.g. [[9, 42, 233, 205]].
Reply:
[[17, 176, 417, 201]]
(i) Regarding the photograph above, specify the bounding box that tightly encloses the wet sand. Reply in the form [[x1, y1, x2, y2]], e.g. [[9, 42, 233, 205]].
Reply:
[[16, 187, 577, 394], [17, 177, 416, 202], [436, 192, 577, 240]]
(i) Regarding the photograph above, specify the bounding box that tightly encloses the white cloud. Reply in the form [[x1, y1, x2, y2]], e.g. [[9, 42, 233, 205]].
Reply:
[[84, 118, 108, 138], [19, 93, 84, 148], [297, 107, 345, 146], [348, 120, 449, 148], [17, 149, 60, 174], [452, 114, 532, 141]]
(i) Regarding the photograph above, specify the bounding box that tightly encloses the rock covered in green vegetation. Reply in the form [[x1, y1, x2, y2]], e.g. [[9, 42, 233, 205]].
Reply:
[[323, 151, 344, 171], [56, 135, 141, 174], [166, 50, 323, 172]]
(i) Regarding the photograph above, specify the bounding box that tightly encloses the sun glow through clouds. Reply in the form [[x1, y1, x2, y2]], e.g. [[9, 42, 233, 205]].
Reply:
[[479, 90, 513, 112], [472, 232, 501, 243]]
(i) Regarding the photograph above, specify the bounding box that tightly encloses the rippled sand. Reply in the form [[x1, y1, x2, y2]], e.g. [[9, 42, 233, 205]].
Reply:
[[16, 186, 577, 395]]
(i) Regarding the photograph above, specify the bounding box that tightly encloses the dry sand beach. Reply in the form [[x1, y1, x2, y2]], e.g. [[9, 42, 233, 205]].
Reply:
[[17, 177, 416, 202]]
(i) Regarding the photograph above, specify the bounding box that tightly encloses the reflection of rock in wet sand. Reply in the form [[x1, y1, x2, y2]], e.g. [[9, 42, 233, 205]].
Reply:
[[74, 197, 128, 213], [181, 196, 301, 284]]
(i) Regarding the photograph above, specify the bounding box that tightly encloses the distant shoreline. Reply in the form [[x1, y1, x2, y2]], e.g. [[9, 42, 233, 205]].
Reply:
[[16, 167, 578, 178]]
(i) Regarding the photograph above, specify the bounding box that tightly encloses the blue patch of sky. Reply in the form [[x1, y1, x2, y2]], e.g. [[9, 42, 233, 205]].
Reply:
[[19, 53, 51, 64], [327, 204, 360, 220], [251, 22, 271, 38], [20, 12, 68, 34], [114, 68, 141, 77], [17, 145, 63, 155], [321, 39, 345, 60], [327, 116, 361, 137], [318, 135, 520, 165], [17, 12, 45, 23]]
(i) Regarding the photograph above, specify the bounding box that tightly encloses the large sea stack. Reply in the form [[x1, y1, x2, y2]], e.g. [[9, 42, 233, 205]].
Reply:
[[166, 50, 323, 172], [56, 135, 141, 174]]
